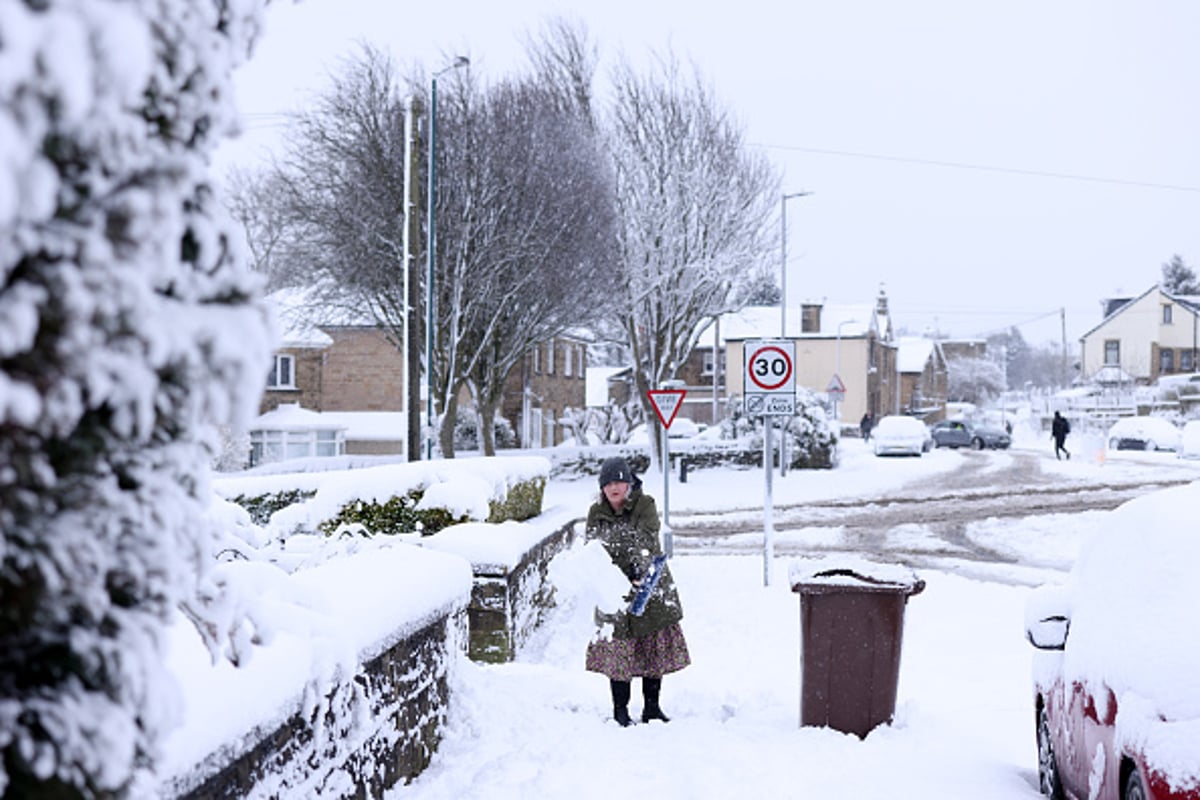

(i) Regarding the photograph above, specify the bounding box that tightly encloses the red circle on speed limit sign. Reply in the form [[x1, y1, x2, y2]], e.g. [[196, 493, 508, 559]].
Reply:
[[747, 345, 793, 390]]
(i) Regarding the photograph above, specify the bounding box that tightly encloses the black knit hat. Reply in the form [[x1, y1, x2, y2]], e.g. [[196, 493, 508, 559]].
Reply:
[[598, 457, 634, 488]]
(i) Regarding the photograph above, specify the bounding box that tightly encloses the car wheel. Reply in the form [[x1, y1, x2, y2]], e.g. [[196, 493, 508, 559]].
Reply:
[[971, 437, 985, 450], [1037, 705, 1065, 799], [1124, 766, 1147, 800]]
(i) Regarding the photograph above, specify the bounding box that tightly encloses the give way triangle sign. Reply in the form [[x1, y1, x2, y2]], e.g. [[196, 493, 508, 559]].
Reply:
[[647, 389, 687, 429]]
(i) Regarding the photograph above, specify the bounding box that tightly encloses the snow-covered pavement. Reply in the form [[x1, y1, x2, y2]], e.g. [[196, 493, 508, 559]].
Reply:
[[389, 437, 1200, 799]]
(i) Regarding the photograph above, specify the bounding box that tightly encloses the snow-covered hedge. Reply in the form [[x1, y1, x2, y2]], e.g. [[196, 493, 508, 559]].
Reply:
[[215, 457, 551, 538]]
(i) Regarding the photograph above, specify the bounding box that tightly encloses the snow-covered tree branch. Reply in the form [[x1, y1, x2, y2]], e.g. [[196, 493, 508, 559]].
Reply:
[[0, 1, 271, 796], [607, 51, 780, 465]]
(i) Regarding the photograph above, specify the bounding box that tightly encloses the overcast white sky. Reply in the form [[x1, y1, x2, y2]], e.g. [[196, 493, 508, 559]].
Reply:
[[221, 0, 1200, 348]]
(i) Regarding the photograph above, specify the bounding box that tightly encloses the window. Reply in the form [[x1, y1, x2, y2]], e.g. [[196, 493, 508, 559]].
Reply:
[[316, 430, 341, 457], [1104, 340, 1120, 366], [564, 343, 573, 377], [546, 342, 555, 375], [533, 346, 541, 375], [578, 346, 587, 379], [267, 354, 295, 389], [1161, 348, 1175, 374], [1183, 349, 1195, 372], [250, 428, 344, 466], [1163, 304, 1174, 324]]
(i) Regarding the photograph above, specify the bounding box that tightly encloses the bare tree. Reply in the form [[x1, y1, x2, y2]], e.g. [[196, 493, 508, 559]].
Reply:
[[947, 356, 1007, 403], [433, 72, 618, 455], [234, 42, 617, 457], [607, 51, 780, 465]]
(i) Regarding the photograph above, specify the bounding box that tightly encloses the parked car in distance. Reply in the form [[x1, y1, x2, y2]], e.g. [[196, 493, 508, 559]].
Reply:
[[929, 419, 1011, 450], [872, 415, 931, 457], [1105, 416, 1181, 452], [1179, 420, 1200, 459], [1024, 483, 1200, 800]]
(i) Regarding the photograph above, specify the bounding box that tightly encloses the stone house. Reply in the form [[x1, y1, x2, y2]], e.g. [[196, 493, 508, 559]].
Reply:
[[722, 288, 901, 426], [896, 337, 950, 420]]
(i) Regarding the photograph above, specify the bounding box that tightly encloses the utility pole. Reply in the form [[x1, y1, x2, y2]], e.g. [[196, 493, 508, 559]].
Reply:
[[1060, 307, 1068, 387], [403, 97, 424, 461]]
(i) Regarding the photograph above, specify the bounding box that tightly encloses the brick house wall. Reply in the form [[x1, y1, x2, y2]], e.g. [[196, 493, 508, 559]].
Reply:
[[260, 328, 404, 415], [261, 347, 324, 413], [499, 336, 588, 447], [319, 327, 403, 411]]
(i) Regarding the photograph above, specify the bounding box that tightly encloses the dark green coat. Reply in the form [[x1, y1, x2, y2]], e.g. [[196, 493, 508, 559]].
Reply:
[[586, 482, 684, 640]]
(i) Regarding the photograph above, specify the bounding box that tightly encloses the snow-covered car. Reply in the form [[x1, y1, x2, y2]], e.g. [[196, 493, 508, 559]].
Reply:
[[1024, 483, 1200, 800], [871, 415, 931, 457], [929, 419, 1011, 450], [1105, 416, 1181, 452], [1179, 420, 1200, 459]]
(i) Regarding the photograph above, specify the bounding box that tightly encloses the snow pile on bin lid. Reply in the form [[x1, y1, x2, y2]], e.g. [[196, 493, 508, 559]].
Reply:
[[790, 555, 924, 594]]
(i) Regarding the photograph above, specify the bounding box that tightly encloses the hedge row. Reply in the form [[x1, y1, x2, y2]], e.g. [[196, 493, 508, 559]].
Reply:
[[229, 475, 547, 538]]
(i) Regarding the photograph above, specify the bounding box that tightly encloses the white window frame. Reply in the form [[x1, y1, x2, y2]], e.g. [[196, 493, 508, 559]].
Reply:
[[1163, 304, 1174, 324], [250, 428, 344, 466], [546, 342, 555, 375], [564, 343, 573, 377], [268, 354, 296, 389], [1104, 340, 1120, 366]]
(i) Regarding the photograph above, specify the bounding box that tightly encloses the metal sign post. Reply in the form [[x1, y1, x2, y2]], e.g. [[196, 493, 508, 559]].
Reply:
[[744, 340, 796, 586], [648, 386, 686, 558]]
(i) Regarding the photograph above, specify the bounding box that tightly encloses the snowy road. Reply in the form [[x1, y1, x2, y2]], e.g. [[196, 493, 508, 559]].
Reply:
[[668, 448, 1194, 580]]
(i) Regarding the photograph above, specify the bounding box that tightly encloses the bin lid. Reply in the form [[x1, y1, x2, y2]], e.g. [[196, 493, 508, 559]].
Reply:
[[790, 556, 925, 596]]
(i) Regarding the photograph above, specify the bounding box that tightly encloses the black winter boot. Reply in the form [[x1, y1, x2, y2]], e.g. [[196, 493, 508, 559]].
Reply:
[[641, 677, 670, 723], [610, 680, 634, 727]]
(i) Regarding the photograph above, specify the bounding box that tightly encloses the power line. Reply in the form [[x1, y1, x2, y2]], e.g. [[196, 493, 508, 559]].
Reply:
[[754, 142, 1200, 194]]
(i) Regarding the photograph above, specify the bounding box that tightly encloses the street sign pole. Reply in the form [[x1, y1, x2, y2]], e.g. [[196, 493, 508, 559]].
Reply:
[[661, 426, 672, 557], [763, 420, 774, 585], [743, 340, 796, 587], [648, 386, 687, 559]]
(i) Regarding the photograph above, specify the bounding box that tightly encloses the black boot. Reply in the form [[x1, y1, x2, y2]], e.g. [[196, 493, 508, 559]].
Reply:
[[610, 679, 634, 727], [641, 676, 670, 723]]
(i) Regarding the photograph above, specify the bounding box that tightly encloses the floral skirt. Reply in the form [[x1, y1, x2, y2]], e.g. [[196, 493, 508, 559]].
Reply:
[[585, 622, 691, 682]]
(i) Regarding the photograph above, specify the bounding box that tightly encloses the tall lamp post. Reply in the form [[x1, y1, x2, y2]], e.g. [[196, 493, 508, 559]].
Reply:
[[425, 55, 469, 460], [780, 191, 812, 337]]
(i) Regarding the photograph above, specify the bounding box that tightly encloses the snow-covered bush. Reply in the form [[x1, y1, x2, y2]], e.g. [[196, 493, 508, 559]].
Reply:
[[0, 2, 270, 796], [453, 407, 519, 450], [720, 389, 838, 469]]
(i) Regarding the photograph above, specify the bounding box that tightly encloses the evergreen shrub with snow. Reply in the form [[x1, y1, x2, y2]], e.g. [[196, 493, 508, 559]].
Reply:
[[453, 407, 519, 451], [714, 389, 838, 469], [0, 1, 270, 797]]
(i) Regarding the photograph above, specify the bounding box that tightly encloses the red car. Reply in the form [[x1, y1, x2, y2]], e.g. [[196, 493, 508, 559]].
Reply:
[[1025, 483, 1200, 800]]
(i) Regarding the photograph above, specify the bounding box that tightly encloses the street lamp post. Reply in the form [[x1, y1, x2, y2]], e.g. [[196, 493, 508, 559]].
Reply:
[[425, 56, 469, 460], [780, 191, 812, 337], [835, 318, 859, 421]]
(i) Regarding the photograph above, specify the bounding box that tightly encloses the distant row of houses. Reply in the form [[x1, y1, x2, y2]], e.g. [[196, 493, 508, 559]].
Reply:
[[248, 282, 1200, 465]]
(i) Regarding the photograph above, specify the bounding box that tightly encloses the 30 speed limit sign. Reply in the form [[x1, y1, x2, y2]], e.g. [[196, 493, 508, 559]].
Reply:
[[744, 339, 795, 415]]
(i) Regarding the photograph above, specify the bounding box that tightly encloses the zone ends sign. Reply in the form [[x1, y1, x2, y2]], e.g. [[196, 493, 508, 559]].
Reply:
[[744, 339, 796, 416]]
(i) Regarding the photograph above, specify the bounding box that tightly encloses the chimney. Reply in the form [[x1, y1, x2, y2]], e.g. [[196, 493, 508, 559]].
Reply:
[[801, 302, 823, 333]]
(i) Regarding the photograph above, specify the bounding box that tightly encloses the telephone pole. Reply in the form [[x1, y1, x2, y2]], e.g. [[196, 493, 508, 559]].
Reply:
[[403, 97, 424, 460]]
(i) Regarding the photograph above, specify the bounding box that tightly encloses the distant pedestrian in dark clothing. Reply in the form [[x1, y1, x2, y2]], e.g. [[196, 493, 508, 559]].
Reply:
[[1051, 411, 1071, 460], [860, 413, 874, 442]]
